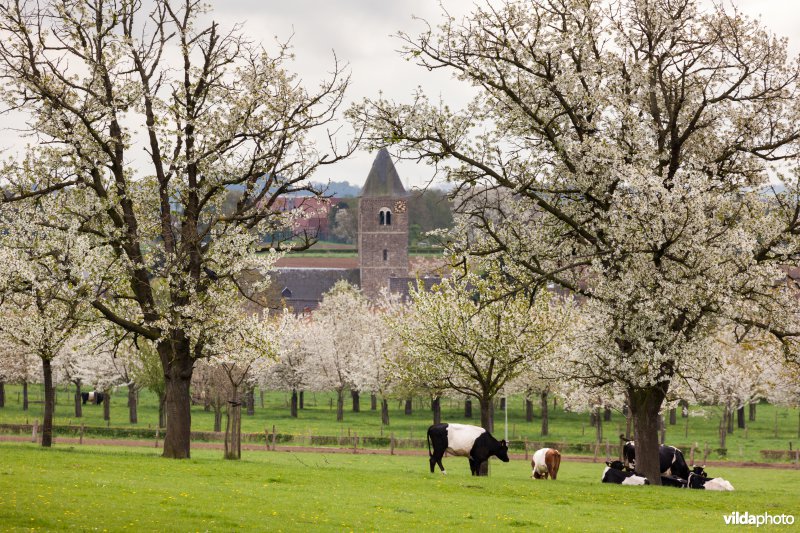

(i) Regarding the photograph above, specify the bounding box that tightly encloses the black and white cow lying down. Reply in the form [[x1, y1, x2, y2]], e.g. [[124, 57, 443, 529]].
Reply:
[[687, 466, 735, 491], [621, 438, 691, 479], [601, 461, 649, 485], [606, 453, 735, 490], [427, 423, 510, 476]]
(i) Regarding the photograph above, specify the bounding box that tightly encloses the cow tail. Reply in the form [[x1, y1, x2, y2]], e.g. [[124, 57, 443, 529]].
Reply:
[[426, 430, 432, 457]]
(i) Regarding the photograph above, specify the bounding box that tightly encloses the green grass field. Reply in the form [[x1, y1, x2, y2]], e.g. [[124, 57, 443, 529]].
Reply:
[[0, 442, 796, 532], [2, 385, 799, 464]]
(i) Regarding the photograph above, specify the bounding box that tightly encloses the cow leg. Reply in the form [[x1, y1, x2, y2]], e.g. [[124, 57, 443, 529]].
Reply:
[[469, 458, 477, 476], [430, 452, 446, 474]]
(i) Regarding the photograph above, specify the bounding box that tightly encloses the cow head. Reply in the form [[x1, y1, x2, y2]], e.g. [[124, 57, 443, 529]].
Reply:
[[690, 465, 707, 478], [605, 460, 626, 471], [496, 440, 510, 462]]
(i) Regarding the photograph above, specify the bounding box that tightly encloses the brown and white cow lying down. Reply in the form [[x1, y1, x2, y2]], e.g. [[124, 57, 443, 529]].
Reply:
[[531, 447, 561, 480]]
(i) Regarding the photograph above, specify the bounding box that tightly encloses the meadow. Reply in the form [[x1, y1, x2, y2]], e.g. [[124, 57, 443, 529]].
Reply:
[[1, 385, 799, 464], [0, 442, 797, 532]]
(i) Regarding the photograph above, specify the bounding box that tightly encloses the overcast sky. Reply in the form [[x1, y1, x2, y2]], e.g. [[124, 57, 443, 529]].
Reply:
[[3, 1, 799, 191], [211, 0, 800, 190]]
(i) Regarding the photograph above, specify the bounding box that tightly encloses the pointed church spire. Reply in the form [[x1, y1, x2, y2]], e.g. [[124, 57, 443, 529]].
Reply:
[[360, 148, 408, 197]]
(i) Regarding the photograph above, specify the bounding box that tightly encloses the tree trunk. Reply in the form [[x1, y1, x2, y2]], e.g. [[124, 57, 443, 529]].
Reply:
[[477, 396, 493, 476], [290, 389, 298, 418], [727, 405, 734, 434], [525, 398, 533, 422], [604, 406, 612, 422], [500, 397, 506, 411], [431, 396, 441, 425], [370, 393, 377, 411], [299, 390, 304, 409], [628, 385, 667, 486], [625, 409, 632, 441], [158, 391, 167, 429], [669, 408, 677, 425], [749, 402, 756, 422], [719, 409, 728, 449], [41, 359, 54, 448], [22, 381, 28, 411], [161, 346, 194, 458], [404, 398, 412, 415], [540, 391, 549, 436], [595, 407, 603, 443], [737, 405, 745, 429], [381, 398, 390, 426], [213, 399, 222, 433], [0, 381, 5, 408], [128, 384, 138, 424], [224, 389, 242, 460], [336, 389, 344, 422], [73, 382, 82, 418], [246, 387, 255, 416], [464, 399, 472, 418], [103, 388, 111, 422], [680, 399, 688, 418], [351, 390, 360, 413]]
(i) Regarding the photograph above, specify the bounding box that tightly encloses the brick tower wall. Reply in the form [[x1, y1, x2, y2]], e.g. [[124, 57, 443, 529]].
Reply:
[[359, 196, 409, 299]]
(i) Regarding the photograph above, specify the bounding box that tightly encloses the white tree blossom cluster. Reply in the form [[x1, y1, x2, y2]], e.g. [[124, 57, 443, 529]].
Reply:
[[264, 282, 404, 424], [352, 0, 800, 482], [0, 0, 357, 458]]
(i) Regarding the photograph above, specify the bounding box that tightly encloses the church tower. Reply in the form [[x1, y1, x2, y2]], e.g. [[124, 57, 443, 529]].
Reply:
[[359, 149, 409, 299]]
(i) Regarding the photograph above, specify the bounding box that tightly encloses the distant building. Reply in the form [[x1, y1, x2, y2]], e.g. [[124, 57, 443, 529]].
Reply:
[[270, 196, 345, 241], [275, 149, 437, 310]]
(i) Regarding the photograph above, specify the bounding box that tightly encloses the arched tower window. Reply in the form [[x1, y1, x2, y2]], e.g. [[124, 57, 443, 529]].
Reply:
[[379, 207, 392, 226], [383, 249, 388, 261]]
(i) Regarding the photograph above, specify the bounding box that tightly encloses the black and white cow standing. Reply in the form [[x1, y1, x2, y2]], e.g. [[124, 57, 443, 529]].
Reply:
[[621, 438, 691, 480], [601, 461, 649, 485], [427, 423, 510, 476], [80, 391, 105, 405]]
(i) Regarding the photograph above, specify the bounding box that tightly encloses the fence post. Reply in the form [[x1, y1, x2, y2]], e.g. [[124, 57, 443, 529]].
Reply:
[[703, 442, 709, 464], [265, 428, 270, 451], [271, 425, 277, 451], [154, 428, 159, 448], [390, 432, 395, 455], [31, 420, 38, 443], [593, 441, 599, 463], [605, 440, 610, 462], [524, 438, 528, 460], [353, 432, 358, 454], [690, 443, 696, 465]]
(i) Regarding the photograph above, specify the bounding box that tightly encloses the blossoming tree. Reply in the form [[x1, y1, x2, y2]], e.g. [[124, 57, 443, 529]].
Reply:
[[0, 0, 357, 458], [353, 0, 800, 483]]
